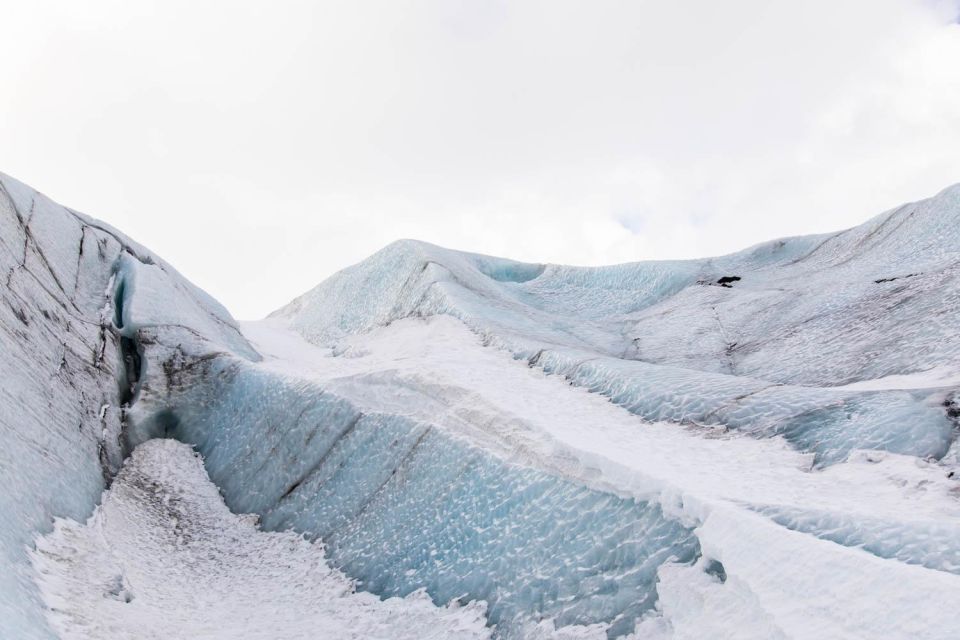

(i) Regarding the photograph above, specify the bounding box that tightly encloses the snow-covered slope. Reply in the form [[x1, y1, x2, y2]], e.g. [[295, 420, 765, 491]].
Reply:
[[274, 188, 960, 466], [30, 439, 490, 640], [3, 172, 960, 639]]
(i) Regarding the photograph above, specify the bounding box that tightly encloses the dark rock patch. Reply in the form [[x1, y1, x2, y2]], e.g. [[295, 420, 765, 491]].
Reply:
[[716, 276, 741, 287]]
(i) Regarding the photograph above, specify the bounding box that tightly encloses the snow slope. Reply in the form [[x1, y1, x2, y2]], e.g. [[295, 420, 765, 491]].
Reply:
[[30, 439, 490, 640], [273, 188, 960, 466], [2, 171, 960, 639]]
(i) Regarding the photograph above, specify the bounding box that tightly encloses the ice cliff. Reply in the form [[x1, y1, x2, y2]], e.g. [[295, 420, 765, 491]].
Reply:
[[0, 173, 257, 638]]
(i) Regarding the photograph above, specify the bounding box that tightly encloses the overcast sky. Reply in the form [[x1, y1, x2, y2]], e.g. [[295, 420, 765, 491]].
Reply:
[[2, 1, 960, 319]]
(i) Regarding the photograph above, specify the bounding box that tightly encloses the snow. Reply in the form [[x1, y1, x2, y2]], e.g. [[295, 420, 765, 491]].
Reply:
[[30, 439, 491, 640], [274, 186, 960, 465], [126, 337, 701, 637], [241, 315, 960, 638]]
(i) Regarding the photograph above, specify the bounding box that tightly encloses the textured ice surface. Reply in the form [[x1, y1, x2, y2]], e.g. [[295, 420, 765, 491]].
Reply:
[[750, 504, 960, 574], [4, 171, 960, 639], [275, 186, 960, 464], [0, 174, 135, 639], [130, 356, 700, 637], [531, 350, 953, 465], [0, 173, 257, 639]]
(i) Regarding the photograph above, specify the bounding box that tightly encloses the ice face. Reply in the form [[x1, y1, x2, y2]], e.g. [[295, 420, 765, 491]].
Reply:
[[0, 175, 125, 639], [532, 350, 954, 466], [131, 357, 701, 638], [750, 504, 960, 574], [0, 173, 257, 639]]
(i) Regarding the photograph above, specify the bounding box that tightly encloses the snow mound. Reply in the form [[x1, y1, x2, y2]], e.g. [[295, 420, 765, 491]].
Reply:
[[30, 439, 491, 640]]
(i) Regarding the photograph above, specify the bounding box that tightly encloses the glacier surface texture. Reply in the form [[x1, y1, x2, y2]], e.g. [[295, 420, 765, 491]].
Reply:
[[2, 171, 960, 639]]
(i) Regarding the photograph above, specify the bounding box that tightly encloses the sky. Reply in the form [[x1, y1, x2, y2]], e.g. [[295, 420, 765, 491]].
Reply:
[[2, 0, 960, 319]]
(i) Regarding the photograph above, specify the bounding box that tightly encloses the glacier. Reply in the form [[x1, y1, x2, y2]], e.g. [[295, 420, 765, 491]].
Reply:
[[274, 188, 960, 467], [2, 170, 960, 639]]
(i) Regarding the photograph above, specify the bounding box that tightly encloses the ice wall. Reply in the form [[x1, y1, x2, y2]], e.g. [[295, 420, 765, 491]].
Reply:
[[0, 174, 256, 639], [531, 349, 953, 466], [130, 355, 701, 638], [750, 504, 960, 574], [0, 175, 125, 639]]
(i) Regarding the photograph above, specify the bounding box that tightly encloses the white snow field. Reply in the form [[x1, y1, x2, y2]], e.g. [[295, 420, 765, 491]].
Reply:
[[2, 170, 960, 639]]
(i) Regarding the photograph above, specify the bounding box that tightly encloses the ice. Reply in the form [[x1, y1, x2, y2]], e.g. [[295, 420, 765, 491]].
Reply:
[[275, 186, 960, 464], [0, 174, 126, 639], [128, 356, 701, 637], [112, 251, 259, 361], [0, 172, 258, 638], [533, 351, 953, 465], [750, 504, 960, 574], [3, 170, 960, 639]]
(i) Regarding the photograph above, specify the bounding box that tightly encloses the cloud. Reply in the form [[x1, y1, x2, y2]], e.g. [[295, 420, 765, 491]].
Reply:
[[1, 0, 959, 318]]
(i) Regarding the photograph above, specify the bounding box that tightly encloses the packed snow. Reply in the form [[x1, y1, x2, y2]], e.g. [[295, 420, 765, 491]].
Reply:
[[2, 170, 960, 639]]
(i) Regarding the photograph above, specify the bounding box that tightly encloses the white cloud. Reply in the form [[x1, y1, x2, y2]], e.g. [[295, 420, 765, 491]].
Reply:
[[1, 0, 959, 318]]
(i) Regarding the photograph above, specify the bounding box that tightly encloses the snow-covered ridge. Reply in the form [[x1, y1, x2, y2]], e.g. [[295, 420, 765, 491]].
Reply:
[[274, 187, 960, 465], [3, 171, 960, 639]]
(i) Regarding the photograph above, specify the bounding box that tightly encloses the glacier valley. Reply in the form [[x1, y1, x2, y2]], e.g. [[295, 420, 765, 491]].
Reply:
[[2, 171, 960, 639]]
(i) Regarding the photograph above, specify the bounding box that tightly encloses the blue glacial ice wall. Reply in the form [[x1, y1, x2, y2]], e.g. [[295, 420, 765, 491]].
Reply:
[[130, 357, 700, 638]]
